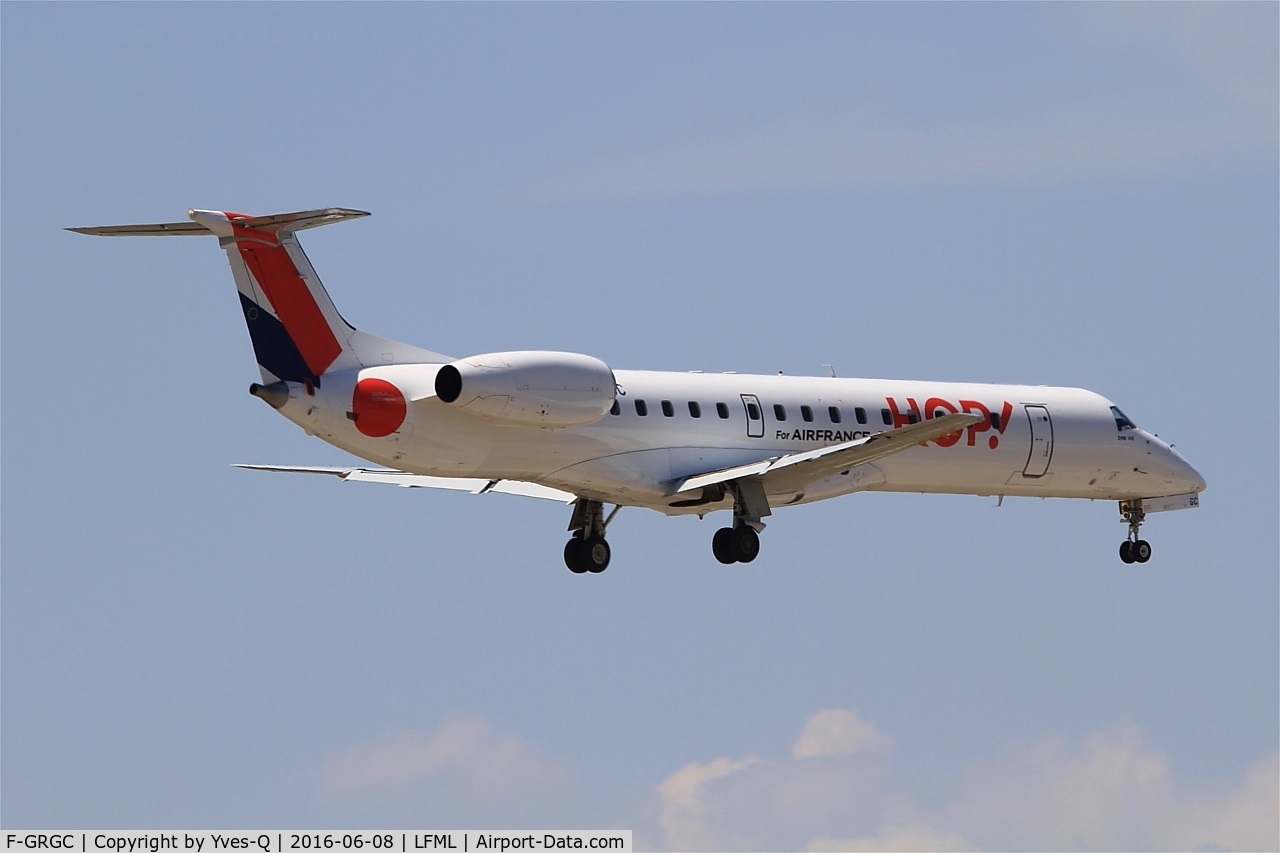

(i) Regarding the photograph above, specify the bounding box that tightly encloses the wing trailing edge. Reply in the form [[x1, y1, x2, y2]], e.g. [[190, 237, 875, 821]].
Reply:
[[234, 464, 578, 503]]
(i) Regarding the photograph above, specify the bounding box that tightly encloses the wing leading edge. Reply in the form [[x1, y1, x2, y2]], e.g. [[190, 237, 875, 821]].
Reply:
[[668, 412, 984, 497]]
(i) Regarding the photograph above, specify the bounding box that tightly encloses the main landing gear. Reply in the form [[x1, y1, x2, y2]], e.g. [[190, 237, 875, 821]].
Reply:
[[1118, 499, 1152, 564], [564, 498, 617, 574], [564, 478, 775, 572], [712, 525, 760, 564], [711, 478, 771, 565]]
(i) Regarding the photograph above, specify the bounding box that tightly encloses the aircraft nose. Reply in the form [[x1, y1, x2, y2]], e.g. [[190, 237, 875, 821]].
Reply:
[[1167, 447, 1206, 494], [1185, 462, 1207, 493]]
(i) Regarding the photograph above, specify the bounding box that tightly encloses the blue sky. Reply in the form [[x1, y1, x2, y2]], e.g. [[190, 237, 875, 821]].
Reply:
[[3, 3, 1276, 849]]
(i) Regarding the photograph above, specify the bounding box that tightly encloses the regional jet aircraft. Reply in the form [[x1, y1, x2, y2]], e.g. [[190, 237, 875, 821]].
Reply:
[[70, 208, 1205, 573]]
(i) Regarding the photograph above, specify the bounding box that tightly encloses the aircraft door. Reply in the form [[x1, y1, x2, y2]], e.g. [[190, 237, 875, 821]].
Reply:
[[741, 394, 764, 438], [1022, 404, 1053, 477]]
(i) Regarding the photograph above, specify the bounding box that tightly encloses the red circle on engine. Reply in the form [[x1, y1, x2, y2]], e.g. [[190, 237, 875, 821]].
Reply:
[[352, 378, 407, 437]]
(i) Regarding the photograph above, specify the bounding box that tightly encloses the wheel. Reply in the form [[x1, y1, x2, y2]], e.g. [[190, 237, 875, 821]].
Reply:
[[1119, 541, 1135, 563], [564, 538, 589, 573], [1133, 539, 1152, 563], [731, 526, 760, 563], [583, 536, 611, 573], [712, 527, 738, 564]]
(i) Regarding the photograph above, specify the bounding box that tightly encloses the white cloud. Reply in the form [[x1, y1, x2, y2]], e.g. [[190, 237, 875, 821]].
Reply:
[[320, 716, 565, 797], [652, 712, 894, 850], [793, 709, 892, 759], [949, 728, 1280, 852], [806, 823, 975, 853], [950, 725, 1176, 850], [656, 755, 762, 852], [647, 711, 1279, 852], [1166, 751, 1280, 853]]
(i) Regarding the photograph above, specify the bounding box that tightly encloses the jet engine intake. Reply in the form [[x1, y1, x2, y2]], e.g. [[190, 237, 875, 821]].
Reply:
[[433, 350, 616, 429]]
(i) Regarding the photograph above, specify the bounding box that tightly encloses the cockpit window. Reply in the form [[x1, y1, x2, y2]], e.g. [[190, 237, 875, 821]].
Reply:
[[1111, 406, 1137, 431]]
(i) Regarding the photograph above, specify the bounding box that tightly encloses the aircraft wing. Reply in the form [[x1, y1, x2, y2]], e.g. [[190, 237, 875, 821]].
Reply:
[[668, 412, 983, 497], [235, 464, 578, 502]]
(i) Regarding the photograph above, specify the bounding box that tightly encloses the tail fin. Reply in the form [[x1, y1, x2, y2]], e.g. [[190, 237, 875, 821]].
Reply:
[[69, 207, 449, 385]]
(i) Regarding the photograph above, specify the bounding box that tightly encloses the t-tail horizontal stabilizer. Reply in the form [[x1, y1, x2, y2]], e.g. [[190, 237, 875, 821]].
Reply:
[[67, 208, 370, 237]]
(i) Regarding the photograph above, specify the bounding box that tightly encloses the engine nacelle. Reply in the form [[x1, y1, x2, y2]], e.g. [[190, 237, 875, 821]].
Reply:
[[434, 350, 616, 429]]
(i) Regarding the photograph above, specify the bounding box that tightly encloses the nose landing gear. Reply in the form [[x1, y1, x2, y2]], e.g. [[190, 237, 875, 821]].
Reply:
[[1119, 499, 1152, 564]]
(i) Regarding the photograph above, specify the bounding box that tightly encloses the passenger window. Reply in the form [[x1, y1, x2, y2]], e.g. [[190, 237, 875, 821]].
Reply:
[[661, 400, 674, 417], [801, 405, 813, 422], [746, 402, 761, 421], [829, 406, 842, 424], [635, 399, 648, 416], [990, 413, 1001, 430], [881, 408, 892, 425], [689, 401, 702, 418], [855, 407, 867, 424], [716, 402, 730, 419], [773, 404, 787, 422], [610, 400, 620, 416], [908, 411, 919, 424]]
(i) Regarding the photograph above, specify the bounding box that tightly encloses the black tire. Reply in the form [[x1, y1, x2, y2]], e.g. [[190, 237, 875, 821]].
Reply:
[[1133, 539, 1152, 563], [583, 536, 611, 573], [1119, 541, 1135, 563], [564, 538, 589, 573], [732, 526, 761, 563], [712, 527, 738, 564]]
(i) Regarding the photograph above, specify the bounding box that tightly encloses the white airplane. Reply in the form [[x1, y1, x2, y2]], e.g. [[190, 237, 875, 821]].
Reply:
[[70, 207, 1206, 573]]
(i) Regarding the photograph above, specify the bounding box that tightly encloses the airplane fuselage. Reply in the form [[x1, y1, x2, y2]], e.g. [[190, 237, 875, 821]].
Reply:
[[276, 365, 1203, 517]]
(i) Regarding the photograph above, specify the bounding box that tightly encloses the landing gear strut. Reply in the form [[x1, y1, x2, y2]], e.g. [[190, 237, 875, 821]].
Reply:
[[564, 498, 616, 574], [712, 478, 771, 564], [1118, 499, 1152, 564]]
